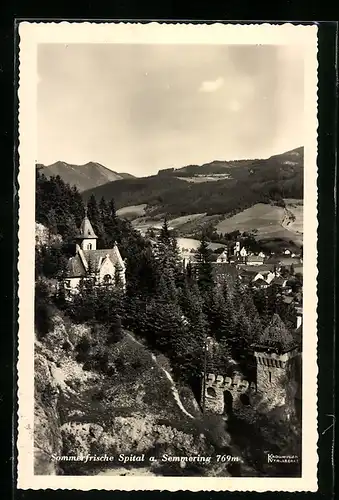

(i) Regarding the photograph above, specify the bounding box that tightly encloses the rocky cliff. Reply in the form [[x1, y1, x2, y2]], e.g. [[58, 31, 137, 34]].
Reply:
[[34, 312, 236, 477]]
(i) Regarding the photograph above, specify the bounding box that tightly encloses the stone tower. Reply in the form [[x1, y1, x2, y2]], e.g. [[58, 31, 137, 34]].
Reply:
[[253, 314, 301, 414], [76, 208, 98, 251]]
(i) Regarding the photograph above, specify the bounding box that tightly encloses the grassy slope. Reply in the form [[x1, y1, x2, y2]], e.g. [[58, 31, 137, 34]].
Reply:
[[215, 201, 303, 244]]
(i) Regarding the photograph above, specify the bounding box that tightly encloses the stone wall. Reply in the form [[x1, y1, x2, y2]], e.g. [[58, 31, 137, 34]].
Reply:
[[254, 348, 300, 414], [202, 373, 256, 415], [202, 347, 301, 418]]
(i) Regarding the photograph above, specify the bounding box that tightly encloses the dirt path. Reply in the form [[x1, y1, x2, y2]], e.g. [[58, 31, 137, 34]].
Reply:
[[126, 332, 194, 419]]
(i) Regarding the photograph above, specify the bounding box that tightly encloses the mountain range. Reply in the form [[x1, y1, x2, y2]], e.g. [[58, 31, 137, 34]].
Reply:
[[36, 161, 135, 193]]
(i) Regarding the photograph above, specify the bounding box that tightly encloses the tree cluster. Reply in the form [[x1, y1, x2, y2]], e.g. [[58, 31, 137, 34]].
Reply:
[[35, 170, 297, 384]]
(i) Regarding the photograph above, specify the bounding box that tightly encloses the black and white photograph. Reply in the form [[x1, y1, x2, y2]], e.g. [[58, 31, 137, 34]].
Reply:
[[17, 22, 318, 491]]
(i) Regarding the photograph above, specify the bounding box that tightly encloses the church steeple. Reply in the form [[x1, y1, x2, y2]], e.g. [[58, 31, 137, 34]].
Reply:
[[77, 207, 98, 250]]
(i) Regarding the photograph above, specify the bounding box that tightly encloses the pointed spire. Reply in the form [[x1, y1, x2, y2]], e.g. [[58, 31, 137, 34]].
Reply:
[[78, 211, 98, 239]]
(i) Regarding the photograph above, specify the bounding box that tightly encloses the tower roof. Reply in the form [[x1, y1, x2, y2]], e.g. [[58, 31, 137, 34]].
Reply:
[[257, 313, 296, 353], [78, 214, 98, 239]]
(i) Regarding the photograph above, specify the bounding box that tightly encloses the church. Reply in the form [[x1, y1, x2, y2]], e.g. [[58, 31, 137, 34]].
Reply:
[[64, 210, 126, 294]]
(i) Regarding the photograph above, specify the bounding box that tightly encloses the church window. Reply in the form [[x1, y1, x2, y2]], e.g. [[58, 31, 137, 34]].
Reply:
[[268, 371, 272, 383], [88, 243, 92, 250], [103, 274, 112, 284]]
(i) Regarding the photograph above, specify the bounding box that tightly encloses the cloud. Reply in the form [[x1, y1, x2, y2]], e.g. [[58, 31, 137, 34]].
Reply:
[[199, 77, 224, 93]]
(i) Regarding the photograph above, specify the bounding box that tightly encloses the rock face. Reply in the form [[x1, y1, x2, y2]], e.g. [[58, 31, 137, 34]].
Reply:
[[34, 313, 229, 476], [34, 350, 63, 474], [61, 416, 209, 469], [35, 223, 62, 248]]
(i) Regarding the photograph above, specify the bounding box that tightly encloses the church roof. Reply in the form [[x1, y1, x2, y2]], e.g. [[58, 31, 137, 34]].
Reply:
[[67, 254, 87, 278], [83, 247, 124, 273], [78, 216, 98, 239], [66, 245, 124, 278]]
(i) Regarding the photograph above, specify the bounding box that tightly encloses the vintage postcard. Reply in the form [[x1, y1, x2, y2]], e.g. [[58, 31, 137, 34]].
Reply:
[[17, 22, 318, 491]]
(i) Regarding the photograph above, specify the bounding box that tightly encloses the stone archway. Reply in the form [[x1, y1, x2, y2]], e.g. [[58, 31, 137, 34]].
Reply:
[[207, 387, 216, 398], [223, 390, 233, 414]]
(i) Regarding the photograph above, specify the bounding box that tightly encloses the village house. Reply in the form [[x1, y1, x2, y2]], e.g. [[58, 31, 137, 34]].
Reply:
[[245, 254, 265, 266], [63, 210, 126, 294], [216, 249, 228, 263]]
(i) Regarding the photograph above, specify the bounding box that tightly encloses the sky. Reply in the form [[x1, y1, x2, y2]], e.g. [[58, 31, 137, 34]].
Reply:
[[37, 43, 305, 176]]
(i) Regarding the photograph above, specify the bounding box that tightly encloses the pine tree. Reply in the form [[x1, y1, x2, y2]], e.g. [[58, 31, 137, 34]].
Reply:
[[196, 235, 214, 294], [232, 276, 246, 311], [154, 218, 182, 289], [62, 214, 79, 244], [103, 198, 119, 247], [87, 195, 101, 231], [233, 305, 252, 357], [69, 185, 85, 227], [146, 295, 186, 353], [70, 277, 98, 323], [99, 197, 109, 220], [46, 209, 58, 240], [159, 217, 171, 245]]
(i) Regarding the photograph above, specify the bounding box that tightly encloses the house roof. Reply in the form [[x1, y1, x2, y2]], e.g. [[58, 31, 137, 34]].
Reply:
[[247, 254, 264, 262], [266, 256, 301, 266], [252, 278, 268, 286], [238, 264, 275, 273], [240, 269, 258, 277], [272, 276, 286, 286], [78, 216, 98, 239]]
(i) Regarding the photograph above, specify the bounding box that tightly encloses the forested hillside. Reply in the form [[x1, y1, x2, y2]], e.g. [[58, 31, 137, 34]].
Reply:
[[83, 147, 303, 218]]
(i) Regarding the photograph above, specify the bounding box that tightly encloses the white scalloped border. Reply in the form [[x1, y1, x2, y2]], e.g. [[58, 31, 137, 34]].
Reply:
[[17, 21, 319, 492]]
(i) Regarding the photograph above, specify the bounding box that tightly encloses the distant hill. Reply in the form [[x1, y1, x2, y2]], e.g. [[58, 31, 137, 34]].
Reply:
[[83, 147, 304, 219], [36, 161, 135, 192]]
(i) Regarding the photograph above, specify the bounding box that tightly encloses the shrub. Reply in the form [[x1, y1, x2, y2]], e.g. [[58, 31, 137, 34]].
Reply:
[[75, 337, 91, 363]]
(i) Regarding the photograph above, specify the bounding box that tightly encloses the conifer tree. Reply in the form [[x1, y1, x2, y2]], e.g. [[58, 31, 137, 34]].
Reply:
[[233, 305, 253, 356], [99, 197, 109, 219], [196, 235, 214, 294], [155, 217, 182, 288], [87, 195, 101, 231], [69, 185, 85, 227], [232, 276, 246, 311], [71, 277, 97, 323], [103, 198, 119, 247], [159, 216, 171, 245], [62, 214, 79, 244]]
